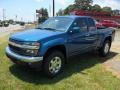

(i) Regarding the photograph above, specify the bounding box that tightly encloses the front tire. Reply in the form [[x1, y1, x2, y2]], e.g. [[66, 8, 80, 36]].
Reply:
[[43, 51, 65, 77], [99, 40, 111, 57]]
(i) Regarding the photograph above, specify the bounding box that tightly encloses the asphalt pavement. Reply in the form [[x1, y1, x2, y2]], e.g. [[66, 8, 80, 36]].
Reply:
[[0, 24, 25, 36]]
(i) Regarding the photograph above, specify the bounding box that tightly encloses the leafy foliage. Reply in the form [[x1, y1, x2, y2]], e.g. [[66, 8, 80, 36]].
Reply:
[[56, 0, 120, 16], [74, 0, 93, 10], [36, 8, 48, 23], [102, 7, 112, 13], [56, 9, 64, 16], [64, 4, 76, 15], [8, 19, 14, 24], [91, 4, 101, 12]]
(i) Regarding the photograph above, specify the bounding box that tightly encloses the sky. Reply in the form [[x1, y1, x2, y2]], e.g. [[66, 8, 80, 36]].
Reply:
[[0, 0, 120, 22]]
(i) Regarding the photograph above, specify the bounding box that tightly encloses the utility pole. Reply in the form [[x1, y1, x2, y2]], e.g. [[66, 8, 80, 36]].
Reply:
[[49, 4, 51, 17], [34, 13, 36, 22], [53, 0, 55, 17], [21, 17, 23, 22], [15, 15, 17, 21], [2, 9, 5, 21]]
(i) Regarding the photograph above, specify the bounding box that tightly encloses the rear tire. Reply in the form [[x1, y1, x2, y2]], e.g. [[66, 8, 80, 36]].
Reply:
[[43, 51, 65, 77], [99, 40, 111, 57]]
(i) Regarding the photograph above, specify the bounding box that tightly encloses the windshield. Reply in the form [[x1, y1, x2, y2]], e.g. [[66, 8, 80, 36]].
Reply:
[[37, 17, 74, 31]]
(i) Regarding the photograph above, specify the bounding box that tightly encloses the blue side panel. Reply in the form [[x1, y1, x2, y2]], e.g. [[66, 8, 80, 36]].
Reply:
[[98, 28, 114, 48], [39, 37, 67, 56]]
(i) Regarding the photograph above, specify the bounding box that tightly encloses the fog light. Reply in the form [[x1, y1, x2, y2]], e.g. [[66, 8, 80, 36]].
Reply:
[[26, 50, 38, 56], [26, 50, 34, 54]]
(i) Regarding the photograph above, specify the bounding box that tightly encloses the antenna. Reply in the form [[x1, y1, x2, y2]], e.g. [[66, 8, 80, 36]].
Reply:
[[49, 4, 51, 17], [3, 9, 5, 21], [53, 0, 55, 17]]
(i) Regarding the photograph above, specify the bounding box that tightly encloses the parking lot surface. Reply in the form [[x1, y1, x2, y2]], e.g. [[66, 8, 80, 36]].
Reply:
[[0, 25, 24, 36], [103, 30, 120, 78]]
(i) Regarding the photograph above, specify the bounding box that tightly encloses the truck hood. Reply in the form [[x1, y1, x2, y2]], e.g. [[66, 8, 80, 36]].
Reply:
[[10, 29, 65, 41]]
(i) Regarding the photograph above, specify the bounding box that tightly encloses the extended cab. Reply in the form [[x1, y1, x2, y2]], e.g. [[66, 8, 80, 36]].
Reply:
[[6, 16, 115, 77]]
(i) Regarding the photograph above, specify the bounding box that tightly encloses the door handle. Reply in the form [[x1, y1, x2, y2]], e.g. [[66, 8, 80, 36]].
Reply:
[[85, 34, 90, 37]]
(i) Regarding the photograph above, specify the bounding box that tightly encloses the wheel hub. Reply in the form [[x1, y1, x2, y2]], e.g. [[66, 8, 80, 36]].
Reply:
[[104, 43, 110, 54], [49, 57, 62, 73]]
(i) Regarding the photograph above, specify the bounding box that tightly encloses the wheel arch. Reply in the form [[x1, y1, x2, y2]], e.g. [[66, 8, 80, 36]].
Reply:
[[44, 45, 67, 62], [104, 36, 112, 45]]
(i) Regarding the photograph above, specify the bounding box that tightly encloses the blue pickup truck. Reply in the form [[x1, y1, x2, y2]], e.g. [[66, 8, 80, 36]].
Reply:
[[6, 16, 115, 77]]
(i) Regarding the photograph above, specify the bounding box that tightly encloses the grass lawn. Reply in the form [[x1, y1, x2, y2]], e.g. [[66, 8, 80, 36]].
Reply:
[[0, 35, 120, 90]]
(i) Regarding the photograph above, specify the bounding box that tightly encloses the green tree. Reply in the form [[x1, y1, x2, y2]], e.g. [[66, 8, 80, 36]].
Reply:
[[36, 8, 48, 23], [74, 0, 93, 10], [8, 19, 14, 24], [64, 4, 76, 15], [91, 4, 101, 11], [56, 9, 64, 16], [63, 0, 93, 15], [102, 7, 112, 13]]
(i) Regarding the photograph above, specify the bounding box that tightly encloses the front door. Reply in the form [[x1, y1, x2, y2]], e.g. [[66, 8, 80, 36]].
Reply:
[[67, 18, 91, 56]]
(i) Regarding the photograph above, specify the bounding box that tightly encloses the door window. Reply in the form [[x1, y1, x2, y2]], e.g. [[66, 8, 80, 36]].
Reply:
[[72, 18, 88, 32]]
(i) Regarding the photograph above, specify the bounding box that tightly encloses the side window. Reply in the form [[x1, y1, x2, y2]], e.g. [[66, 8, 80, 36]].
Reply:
[[88, 18, 96, 31], [73, 18, 88, 32]]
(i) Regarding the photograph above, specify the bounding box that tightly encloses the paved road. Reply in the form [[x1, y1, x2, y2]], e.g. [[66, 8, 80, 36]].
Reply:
[[115, 30, 120, 41], [103, 30, 120, 78], [0, 24, 25, 36]]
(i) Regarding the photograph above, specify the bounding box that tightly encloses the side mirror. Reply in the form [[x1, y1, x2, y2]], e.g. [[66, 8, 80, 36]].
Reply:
[[69, 27, 80, 34]]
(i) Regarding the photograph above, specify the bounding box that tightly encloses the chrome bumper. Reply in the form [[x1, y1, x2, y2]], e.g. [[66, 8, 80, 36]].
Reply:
[[6, 47, 43, 63]]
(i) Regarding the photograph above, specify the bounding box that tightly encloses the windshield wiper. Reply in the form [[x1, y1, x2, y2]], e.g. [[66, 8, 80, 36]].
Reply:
[[36, 27, 56, 31], [36, 27, 44, 29], [43, 28, 56, 31]]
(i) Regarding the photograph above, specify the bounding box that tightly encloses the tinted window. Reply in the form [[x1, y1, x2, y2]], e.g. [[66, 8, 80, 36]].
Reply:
[[73, 18, 88, 32], [37, 17, 74, 31], [88, 18, 96, 31]]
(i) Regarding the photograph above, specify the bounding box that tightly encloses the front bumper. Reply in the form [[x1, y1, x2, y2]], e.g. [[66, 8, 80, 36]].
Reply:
[[6, 47, 43, 63]]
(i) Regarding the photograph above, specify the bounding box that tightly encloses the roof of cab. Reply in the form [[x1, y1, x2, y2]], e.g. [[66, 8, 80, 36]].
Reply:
[[56, 15, 91, 19]]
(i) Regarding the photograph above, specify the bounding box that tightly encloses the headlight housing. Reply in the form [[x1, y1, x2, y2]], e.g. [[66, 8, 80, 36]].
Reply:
[[22, 42, 40, 56], [23, 42, 40, 49], [23, 42, 40, 46], [26, 49, 38, 56]]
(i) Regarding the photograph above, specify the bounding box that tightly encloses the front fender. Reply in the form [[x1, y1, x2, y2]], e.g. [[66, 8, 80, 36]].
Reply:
[[39, 38, 66, 56]]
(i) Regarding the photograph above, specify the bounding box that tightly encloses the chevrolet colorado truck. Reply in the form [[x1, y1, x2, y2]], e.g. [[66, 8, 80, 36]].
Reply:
[[6, 16, 115, 77]]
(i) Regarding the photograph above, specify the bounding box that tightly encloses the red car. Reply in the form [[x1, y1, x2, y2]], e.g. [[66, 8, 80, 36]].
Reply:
[[101, 20, 120, 28]]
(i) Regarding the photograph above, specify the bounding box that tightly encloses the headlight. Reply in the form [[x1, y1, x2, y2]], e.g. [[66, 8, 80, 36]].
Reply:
[[26, 49, 38, 56], [24, 42, 40, 46], [23, 42, 40, 49]]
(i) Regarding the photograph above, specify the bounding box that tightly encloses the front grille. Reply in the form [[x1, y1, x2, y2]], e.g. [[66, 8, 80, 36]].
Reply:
[[9, 39, 38, 57], [9, 44, 33, 56]]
